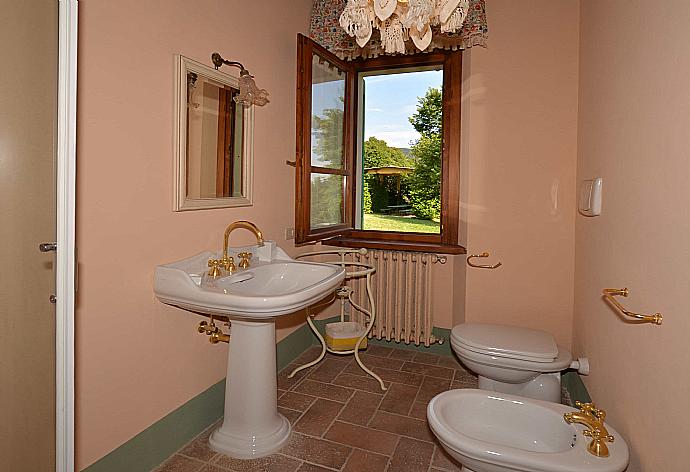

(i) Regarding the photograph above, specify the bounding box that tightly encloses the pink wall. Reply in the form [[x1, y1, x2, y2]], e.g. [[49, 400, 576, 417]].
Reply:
[[575, 1, 690, 470], [76, 0, 311, 468], [76, 0, 583, 468], [319, 0, 581, 339], [458, 0, 580, 347]]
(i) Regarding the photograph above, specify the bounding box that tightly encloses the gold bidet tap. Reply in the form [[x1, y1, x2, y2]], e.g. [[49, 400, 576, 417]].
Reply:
[[564, 401, 615, 458], [207, 220, 264, 278]]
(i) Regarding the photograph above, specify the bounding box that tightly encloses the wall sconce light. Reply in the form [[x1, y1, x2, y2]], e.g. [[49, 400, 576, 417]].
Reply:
[[211, 52, 269, 107]]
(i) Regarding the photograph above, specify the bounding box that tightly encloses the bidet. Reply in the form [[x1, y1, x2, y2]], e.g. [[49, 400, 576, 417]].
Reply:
[[427, 389, 629, 472]]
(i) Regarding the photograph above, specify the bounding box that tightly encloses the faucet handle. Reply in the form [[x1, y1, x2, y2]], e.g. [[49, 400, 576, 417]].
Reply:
[[238, 252, 252, 269], [593, 408, 606, 421], [222, 256, 236, 273], [207, 259, 223, 278], [576, 402, 607, 421], [583, 428, 614, 442], [582, 428, 614, 458], [575, 401, 598, 416]]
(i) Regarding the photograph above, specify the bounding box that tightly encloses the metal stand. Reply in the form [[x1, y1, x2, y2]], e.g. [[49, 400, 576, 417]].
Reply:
[[287, 249, 386, 391]]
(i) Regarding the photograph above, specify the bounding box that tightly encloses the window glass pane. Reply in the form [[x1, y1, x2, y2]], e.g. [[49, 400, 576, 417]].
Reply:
[[358, 69, 442, 234], [311, 173, 345, 229], [311, 54, 345, 169]]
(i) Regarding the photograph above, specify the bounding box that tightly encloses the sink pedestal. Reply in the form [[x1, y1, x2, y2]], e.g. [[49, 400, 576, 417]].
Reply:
[[209, 319, 291, 458], [154, 248, 346, 457]]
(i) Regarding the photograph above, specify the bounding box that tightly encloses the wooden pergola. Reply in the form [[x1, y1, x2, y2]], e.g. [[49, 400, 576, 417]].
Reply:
[[364, 166, 413, 192]]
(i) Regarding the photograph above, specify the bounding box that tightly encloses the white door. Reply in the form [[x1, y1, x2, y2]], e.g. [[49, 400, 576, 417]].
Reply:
[[0, 1, 76, 471]]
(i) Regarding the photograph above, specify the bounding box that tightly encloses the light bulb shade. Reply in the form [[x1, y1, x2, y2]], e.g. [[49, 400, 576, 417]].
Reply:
[[234, 74, 270, 107]]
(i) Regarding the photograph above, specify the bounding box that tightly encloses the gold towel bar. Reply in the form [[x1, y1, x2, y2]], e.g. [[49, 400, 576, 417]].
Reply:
[[602, 288, 663, 325], [467, 251, 502, 269]]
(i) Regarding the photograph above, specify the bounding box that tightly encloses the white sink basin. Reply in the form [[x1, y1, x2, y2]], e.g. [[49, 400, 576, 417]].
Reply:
[[154, 247, 345, 319], [153, 242, 345, 459]]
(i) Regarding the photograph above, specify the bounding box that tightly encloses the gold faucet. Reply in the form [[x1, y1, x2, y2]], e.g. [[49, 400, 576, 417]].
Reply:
[[564, 401, 615, 457], [223, 220, 264, 260], [207, 221, 264, 278]]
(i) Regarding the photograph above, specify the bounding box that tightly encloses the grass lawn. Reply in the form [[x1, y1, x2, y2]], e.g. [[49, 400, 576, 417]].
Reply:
[[363, 213, 440, 233]]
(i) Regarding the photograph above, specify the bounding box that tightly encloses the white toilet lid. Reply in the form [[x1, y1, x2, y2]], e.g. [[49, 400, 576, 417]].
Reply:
[[451, 323, 558, 362]]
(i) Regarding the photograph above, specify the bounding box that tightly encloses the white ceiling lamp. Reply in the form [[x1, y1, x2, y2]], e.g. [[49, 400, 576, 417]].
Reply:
[[340, 0, 470, 55]]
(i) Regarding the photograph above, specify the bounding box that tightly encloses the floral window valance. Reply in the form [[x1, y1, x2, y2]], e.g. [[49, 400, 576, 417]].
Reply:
[[309, 0, 487, 60]]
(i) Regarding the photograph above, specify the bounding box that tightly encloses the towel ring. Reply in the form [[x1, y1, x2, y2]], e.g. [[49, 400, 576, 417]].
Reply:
[[467, 251, 502, 269]]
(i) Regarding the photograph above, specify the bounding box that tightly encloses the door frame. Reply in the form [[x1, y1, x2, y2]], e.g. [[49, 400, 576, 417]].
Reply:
[[56, 1, 78, 471]]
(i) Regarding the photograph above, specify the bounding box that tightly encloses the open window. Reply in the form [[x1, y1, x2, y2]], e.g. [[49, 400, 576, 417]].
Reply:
[[295, 34, 465, 254]]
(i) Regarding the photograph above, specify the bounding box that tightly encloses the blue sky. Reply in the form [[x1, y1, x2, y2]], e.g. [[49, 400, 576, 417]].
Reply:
[[310, 69, 443, 166], [364, 69, 443, 148]]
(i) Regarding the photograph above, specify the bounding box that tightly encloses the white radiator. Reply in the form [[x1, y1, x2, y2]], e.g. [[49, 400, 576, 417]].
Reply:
[[351, 249, 444, 347]]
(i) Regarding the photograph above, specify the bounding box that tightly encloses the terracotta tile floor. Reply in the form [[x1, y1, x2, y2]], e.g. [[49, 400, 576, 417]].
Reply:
[[155, 345, 478, 472]]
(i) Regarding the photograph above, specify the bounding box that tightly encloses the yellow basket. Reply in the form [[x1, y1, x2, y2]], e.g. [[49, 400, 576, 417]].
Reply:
[[325, 321, 367, 352]]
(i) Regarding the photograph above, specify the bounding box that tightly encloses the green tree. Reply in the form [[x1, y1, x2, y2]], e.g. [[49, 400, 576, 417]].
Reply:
[[310, 86, 443, 222], [312, 106, 344, 168], [363, 137, 412, 168], [408, 134, 441, 219], [362, 137, 413, 212], [311, 103, 345, 226], [408, 88, 442, 220], [409, 87, 442, 136], [310, 174, 343, 228], [362, 178, 372, 214]]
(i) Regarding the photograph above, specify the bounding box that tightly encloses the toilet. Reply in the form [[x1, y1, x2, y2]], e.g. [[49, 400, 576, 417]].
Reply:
[[427, 389, 629, 472], [451, 323, 583, 403]]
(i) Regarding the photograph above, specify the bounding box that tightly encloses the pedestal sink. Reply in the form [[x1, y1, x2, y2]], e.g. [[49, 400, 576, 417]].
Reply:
[[154, 242, 345, 458]]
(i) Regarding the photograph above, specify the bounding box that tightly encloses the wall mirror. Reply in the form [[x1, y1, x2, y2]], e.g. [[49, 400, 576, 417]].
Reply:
[[174, 55, 253, 211]]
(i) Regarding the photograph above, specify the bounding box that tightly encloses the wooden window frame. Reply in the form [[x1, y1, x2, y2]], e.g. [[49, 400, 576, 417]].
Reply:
[[295, 35, 356, 243], [295, 34, 465, 254]]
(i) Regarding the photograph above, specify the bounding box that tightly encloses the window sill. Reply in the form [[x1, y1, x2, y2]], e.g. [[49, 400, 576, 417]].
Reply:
[[324, 236, 466, 254]]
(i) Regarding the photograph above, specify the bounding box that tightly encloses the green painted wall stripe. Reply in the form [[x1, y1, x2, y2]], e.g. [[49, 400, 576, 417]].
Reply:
[[82, 319, 448, 472], [82, 380, 226, 472], [83, 315, 591, 472], [277, 321, 315, 372], [82, 322, 314, 472], [562, 371, 592, 405]]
